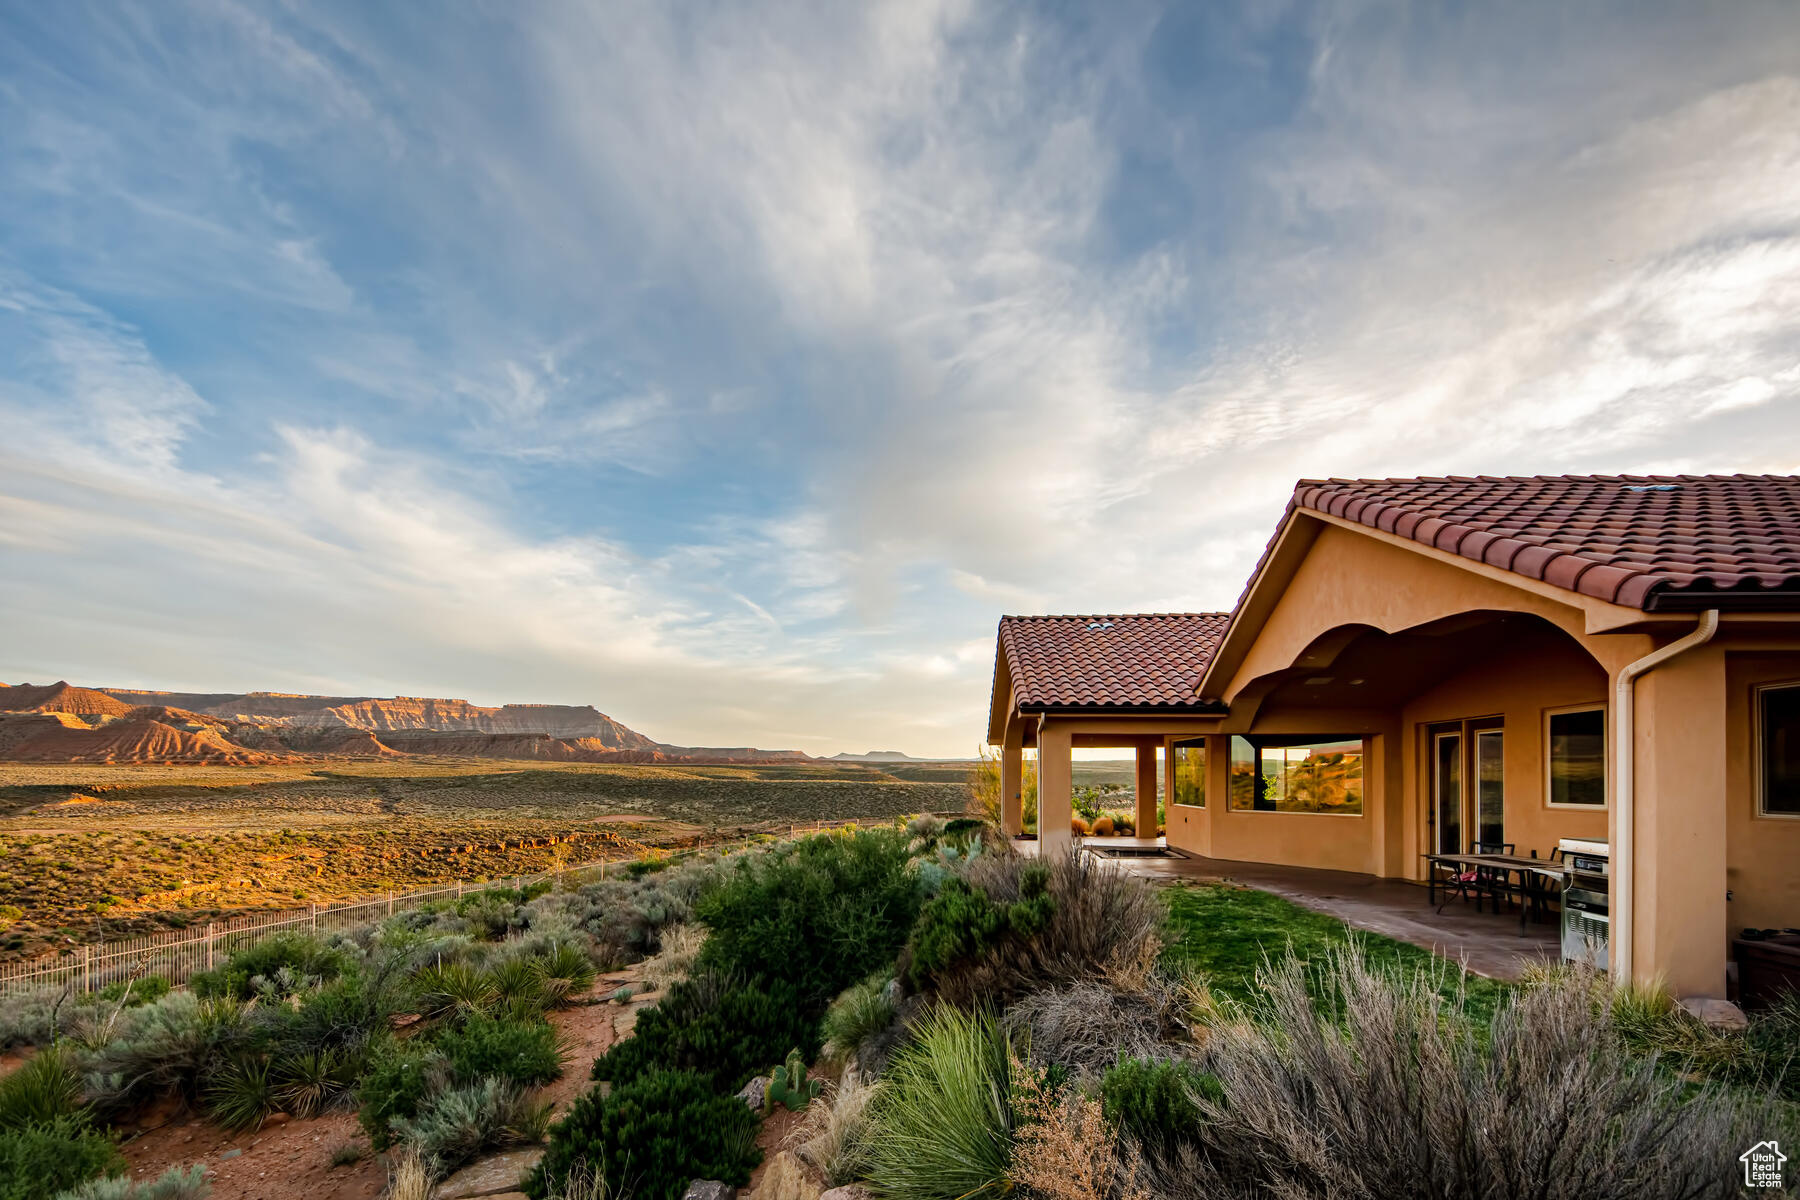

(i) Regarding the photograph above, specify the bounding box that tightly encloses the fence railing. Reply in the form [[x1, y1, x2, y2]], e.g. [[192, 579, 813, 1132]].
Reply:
[[0, 815, 902, 1000]]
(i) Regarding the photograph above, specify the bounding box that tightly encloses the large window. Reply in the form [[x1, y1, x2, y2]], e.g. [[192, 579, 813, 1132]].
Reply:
[[1227, 735, 1364, 814], [1759, 683, 1800, 817], [1171, 739, 1206, 808], [1546, 707, 1605, 808]]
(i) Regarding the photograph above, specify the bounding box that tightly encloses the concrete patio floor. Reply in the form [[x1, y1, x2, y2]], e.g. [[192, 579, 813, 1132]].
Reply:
[[1025, 836, 1561, 981]]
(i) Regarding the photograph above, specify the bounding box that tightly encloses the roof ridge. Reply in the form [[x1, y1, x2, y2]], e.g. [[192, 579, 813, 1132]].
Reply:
[[1296, 472, 1798, 488]]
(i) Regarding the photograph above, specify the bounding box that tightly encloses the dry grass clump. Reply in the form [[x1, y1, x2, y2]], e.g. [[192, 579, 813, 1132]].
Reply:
[[385, 1146, 431, 1200], [1003, 980, 1192, 1077], [744, 1150, 822, 1200], [640, 921, 706, 992], [790, 1067, 879, 1187], [1009, 1054, 1148, 1200], [1146, 945, 1782, 1200]]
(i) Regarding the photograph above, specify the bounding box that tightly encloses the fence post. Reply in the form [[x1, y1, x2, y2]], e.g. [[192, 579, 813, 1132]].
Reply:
[[387, 891, 394, 916], [82, 944, 91, 995], [310, 903, 318, 931]]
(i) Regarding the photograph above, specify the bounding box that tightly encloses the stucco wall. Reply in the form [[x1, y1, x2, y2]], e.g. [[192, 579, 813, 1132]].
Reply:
[[1725, 650, 1800, 936]]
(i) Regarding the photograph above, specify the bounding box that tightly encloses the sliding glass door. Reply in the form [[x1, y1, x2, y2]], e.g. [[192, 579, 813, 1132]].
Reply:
[[1430, 720, 1504, 854]]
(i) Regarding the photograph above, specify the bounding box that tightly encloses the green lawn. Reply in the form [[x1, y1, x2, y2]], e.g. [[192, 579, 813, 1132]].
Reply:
[[1158, 881, 1512, 1028]]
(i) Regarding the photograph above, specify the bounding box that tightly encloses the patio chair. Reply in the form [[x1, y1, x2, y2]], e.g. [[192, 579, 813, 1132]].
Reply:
[[1441, 840, 1515, 914]]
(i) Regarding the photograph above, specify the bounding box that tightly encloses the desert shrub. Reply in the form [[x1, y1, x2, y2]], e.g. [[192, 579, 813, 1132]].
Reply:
[[204, 1056, 275, 1132], [527, 1069, 761, 1200], [1590, 973, 1800, 1102], [358, 1041, 447, 1151], [1004, 981, 1194, 1076], [1070, 817, 1088, 837], [864, 1006, 1014, 1200], [392, 1077, 552, 1178], [83, 993, 252, 1115], [457, 891, 527, 941], [694, 828, 921, 1010], [0, 1047, 85, 1129], [968, 746, 1037, 830], [191, 933, 348, 1001], [0, 989, 70, 1050], [52, 1164, 209, 1200], [258, 971, 395, 1064], [0, 1117, 124, 1200], [1147, 946, 1782, 1200], [1089, 816, 1115, 837], [821, 974, 897, 1058], [94, 976, 171, 1008], [591, 972, 816, 1093], [435, 1014, 565, 1088], [537, 854, 724, 965], [1099, 1058, 1219, 1150], [1010, 1057, 1145, 1200], [913, 851, 1162, 1008], [906, 864, 1055, 989]]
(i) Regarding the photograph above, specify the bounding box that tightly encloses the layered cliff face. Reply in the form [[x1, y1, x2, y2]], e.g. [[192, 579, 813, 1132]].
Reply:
[[97, 690, 657, 747], [0, 680, 800, 764]]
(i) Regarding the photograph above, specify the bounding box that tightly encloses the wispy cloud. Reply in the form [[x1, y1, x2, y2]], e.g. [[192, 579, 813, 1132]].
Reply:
[[1, 0, 1798, 753]]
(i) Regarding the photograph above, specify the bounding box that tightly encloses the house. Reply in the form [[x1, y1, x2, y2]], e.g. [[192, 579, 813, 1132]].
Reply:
[[987, 475, 1800, 998]]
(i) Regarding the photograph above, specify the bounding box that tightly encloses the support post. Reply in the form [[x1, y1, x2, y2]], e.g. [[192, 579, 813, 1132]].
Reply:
[[1001, 720, 1024, 836], [1134, 743, 1158, 839], [1038, 722, 1074, 859]]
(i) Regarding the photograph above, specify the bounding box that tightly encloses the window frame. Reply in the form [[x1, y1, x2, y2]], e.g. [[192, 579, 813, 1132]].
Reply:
[[1543, 703, 1608, 811], [1225, 733, 1367, 817], [1754, 679, 1800, 820], [1170, 737, 1207, 810]]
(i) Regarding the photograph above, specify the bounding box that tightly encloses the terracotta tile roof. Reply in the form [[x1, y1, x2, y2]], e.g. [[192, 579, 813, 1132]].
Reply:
[[1292, 474, 1800, 610], [998, 614, 1230, 710]]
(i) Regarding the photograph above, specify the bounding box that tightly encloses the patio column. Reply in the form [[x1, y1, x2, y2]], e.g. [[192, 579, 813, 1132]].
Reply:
[[1134, 743, 1158, 837], [1625, 645, 1729, 997], [1038, 721, 1073, 859], [1001, 719, 1024, 836]]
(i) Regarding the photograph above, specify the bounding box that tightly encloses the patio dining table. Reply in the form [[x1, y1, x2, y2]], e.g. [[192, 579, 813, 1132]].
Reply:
[[1424, 852, 1569, 934]]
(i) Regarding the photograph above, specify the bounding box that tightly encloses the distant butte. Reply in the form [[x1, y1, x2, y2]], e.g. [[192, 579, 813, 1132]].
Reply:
[[0, 680, 810, 765]]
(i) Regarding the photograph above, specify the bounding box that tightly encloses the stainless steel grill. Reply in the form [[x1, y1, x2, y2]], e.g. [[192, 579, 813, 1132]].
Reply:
[[1559, 837, 1610, 968]]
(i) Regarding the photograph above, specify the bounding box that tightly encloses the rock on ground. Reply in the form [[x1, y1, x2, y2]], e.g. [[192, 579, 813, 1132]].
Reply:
[[432, 1148, 545, 1200], [681, 1183, 736, 1200], [1678, 996, 1749, 1032], [820, 1187, 874, 1200], [736, 1075, 769, 1110]]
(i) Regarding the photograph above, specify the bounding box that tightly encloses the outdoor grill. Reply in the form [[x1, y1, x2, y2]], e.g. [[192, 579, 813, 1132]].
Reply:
[[1559, 837, 1610, 969]]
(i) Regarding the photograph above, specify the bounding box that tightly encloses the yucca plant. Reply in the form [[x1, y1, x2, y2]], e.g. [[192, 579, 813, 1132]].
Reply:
[[272, 1046, 360, 1118], [485, 958, 550, 1015], [528, 943, 597, 1008], [412, 960, 497, 1023], [0, 1044, 86, 1129], [864, 1005, 1014, 1200], [204, 1055, 277, 1133]]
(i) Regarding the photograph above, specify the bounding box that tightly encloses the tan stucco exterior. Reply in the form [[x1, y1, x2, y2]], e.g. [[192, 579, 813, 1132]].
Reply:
[[990, 511, 1800, 1000]]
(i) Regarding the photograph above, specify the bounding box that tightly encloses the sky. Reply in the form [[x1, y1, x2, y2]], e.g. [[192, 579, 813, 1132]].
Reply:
[[2, 1, 1799, 757]]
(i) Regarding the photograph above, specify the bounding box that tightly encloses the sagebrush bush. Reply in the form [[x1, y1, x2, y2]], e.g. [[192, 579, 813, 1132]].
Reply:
[[0, 1117, 124, 1200], [1099, 1058, 1219, 1150], [1150, 946, 1783, 1200], [191, 933, 348, 1001], [435, 1014, 565, 1088], [694, 828, 921, 1010], [527, 1069, 761, 1200], [83, 993, 251, 1115], [51, 1164, 209, 1200], [0, 1047, 85, 1130], [911, 851, 1162, 1008], [590, 972, 816, 1093], [392, 1077, 552, 1178], [864, 1006, 1014, 1200]]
